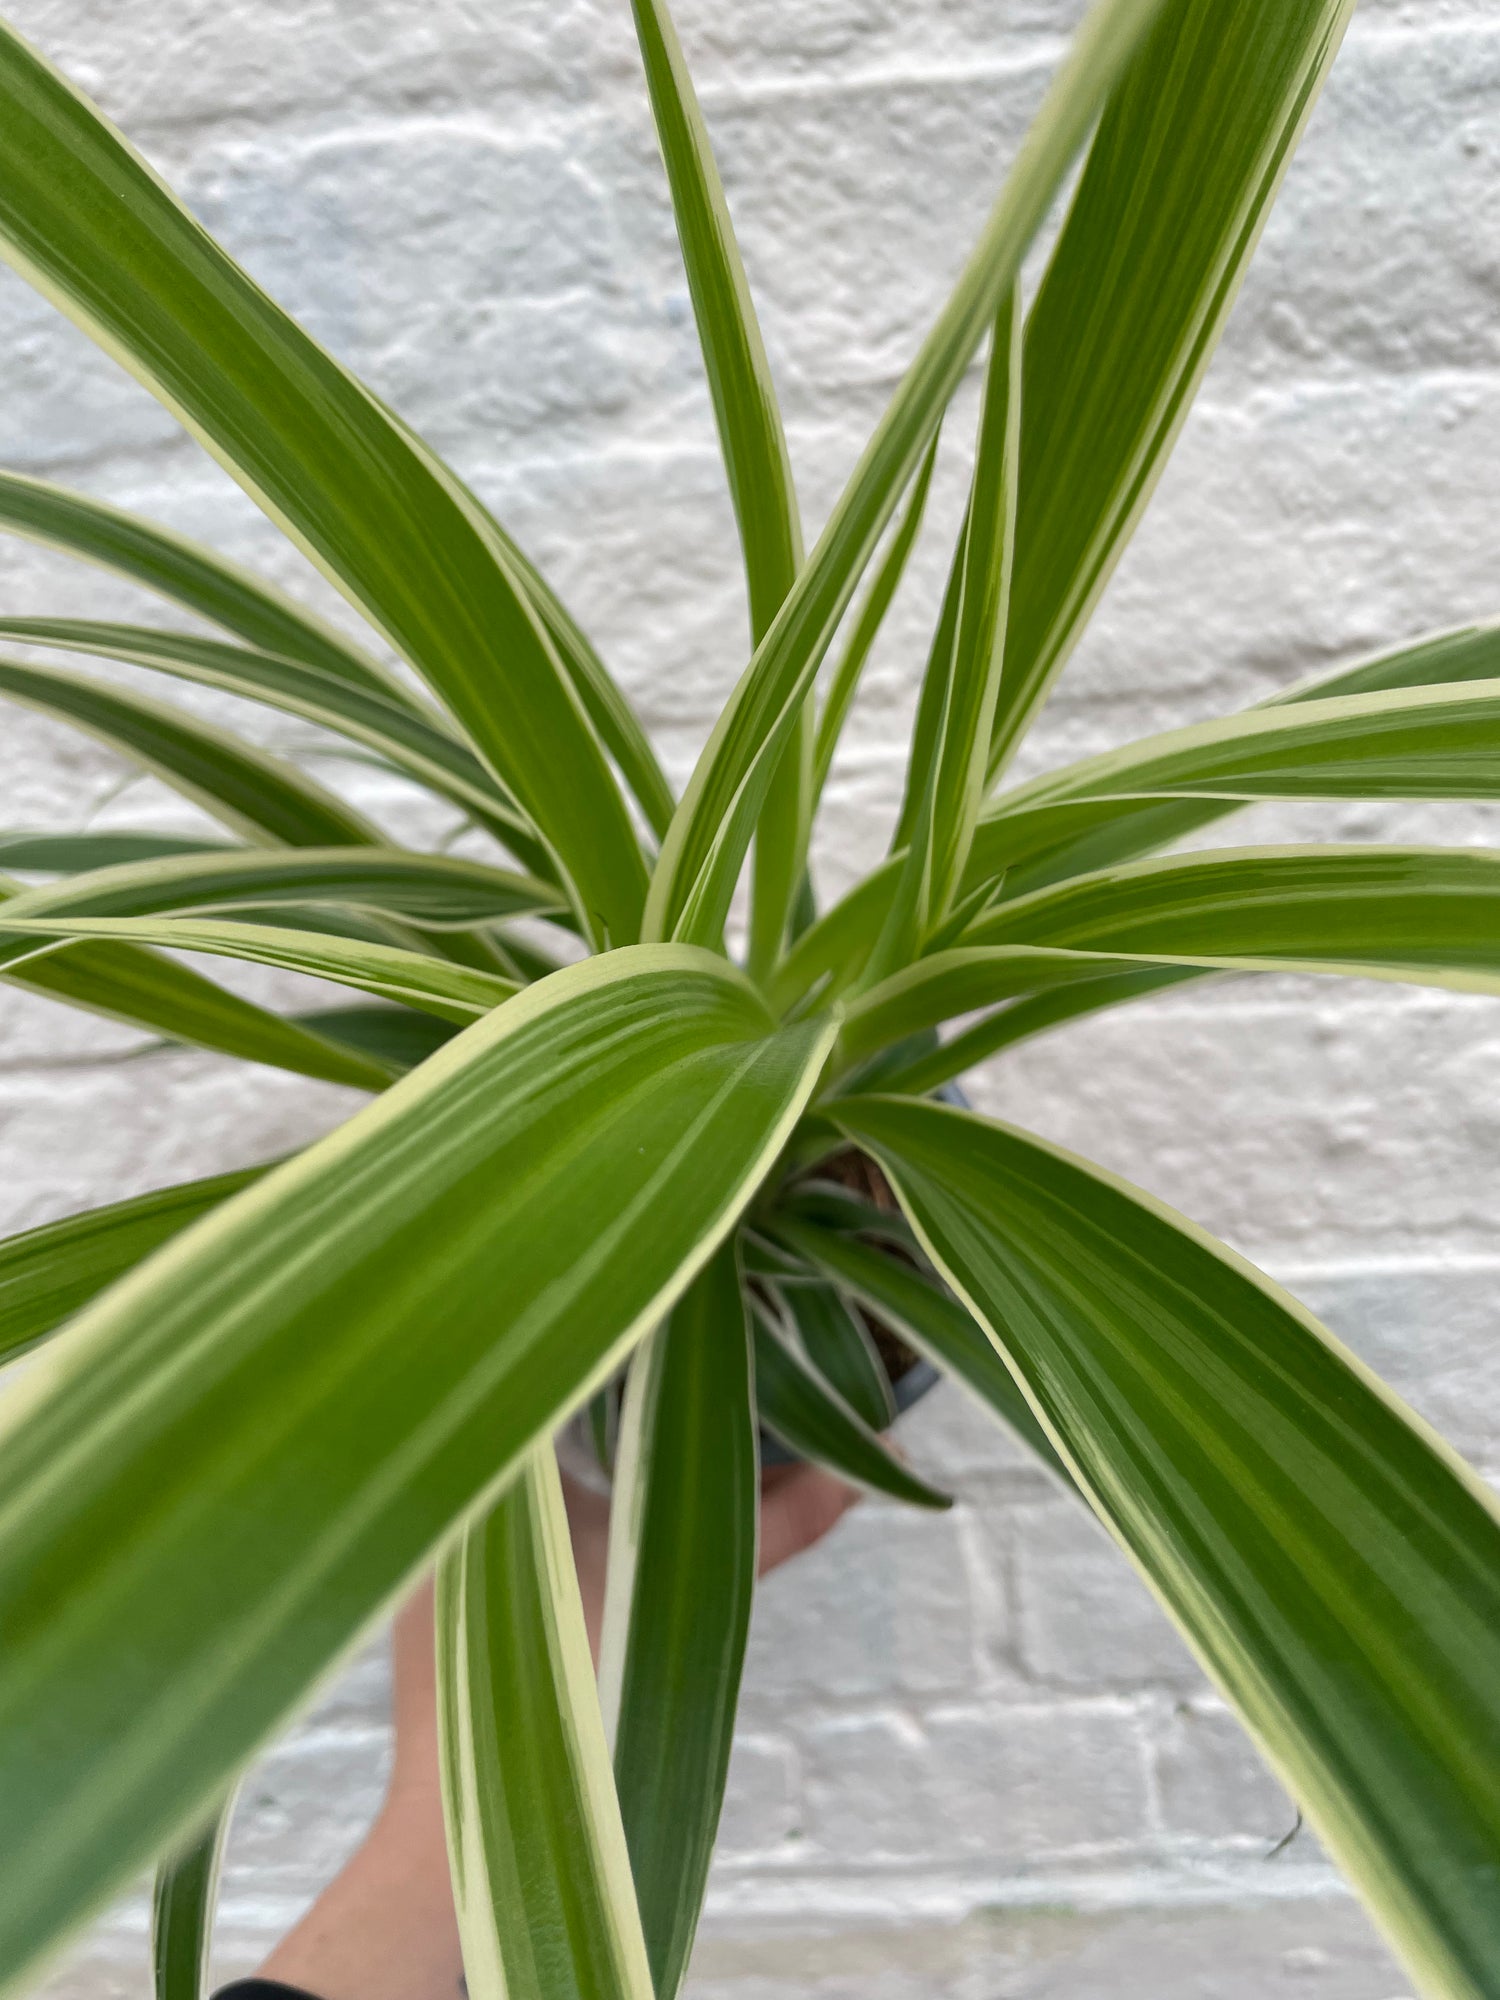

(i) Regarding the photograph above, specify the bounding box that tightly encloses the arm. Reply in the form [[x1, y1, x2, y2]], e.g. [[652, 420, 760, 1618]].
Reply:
[[256, 1464, 855, 2000]]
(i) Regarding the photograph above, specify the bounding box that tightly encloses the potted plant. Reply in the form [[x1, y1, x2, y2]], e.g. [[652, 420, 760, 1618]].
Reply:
[[0, 0, 1497, 1994]]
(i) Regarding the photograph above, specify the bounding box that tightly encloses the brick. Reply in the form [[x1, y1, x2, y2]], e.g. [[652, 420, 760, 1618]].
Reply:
[[716, 1735, 800, 1861], [1007, 1499, 1203, 1691], [741, 1501, 976, 1708], [801, 1701, 1150, 1865], [1152, 1700, 1299, 1847]]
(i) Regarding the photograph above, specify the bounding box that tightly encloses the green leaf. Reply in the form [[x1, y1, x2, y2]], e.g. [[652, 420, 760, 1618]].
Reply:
[[975, 678, 1500, 897], [627, 0, 808, 974], [0, 25, 647, 945], [0, 831, 231, 872], [0, 875, 399, 1091], [0, 913, 519, 1023], [642, 0, 1172, 950], [874, 966, 1195, 1092], [0, 656, 376, 849], [0, 619, 553, 873], [151, 1799, 230, 2000], [0, 1167, 265, 1368], [0, 846, 566, 934], [986, 622, 1500, 901], [769, 1212, 1069, 1484], [840, 844, 1500, 1070], [779, 1277, 894, 1433], [750, 1301, 951, 1510], [966, 844, 1500, 988], [811, 433, 939, 802], [0, 948, 834, 1986], [836, 1095, 1500, 1999], [292, 1003, 459, 1074], [437, 1447, 653, 2000], [874, 292, 1021, 974], [597, 1242, 757, 2000], [0, 469, 398, 695], [989, 0, 1356, 775]]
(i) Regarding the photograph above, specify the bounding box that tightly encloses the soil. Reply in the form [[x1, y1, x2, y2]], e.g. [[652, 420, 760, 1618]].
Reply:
[[812, 1145, 922, 1386]]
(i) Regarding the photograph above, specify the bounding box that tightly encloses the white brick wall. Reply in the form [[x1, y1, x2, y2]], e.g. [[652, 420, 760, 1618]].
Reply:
[[3, 0, 1494, 1991]]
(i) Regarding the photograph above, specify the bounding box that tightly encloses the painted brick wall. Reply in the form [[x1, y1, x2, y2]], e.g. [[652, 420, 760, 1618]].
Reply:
[[4, 1, 1496, 1993]]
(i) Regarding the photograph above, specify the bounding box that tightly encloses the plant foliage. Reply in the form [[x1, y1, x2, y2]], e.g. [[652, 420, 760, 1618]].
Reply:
[[0, 1, 1494, 1995]]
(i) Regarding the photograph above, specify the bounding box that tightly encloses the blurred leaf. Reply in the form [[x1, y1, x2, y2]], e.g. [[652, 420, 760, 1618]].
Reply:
[[837, 1095, 1500, 1997], [0, 948, 835, 1986], [438, 1448, 653, 2000], [751, 1301, 951, 1509], [598, 1243, 757, 1999]]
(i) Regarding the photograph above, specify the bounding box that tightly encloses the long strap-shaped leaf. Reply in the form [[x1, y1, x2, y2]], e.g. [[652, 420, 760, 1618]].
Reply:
[[0, 875, 395, 1090], [0, 26, 646, 944], [965, 844, 1500, 973], [836, 1095, 1500, 1998], [778, 1276, 893, 1432], [835, 846, 1500, 1072], [988, 0, 1356, 775], [987, 622, 1500, 901], [0, 847, 565, 934], [438, 1448, 653, 2000], [774, 648, 1500, 1013], [811, 436, 939, 802], [0, 620, 551, 872], [0, 656, 376, 848], [627, 0, 807, 973], [0, 470, 399, 696], [873, 293, 1021, 977], [0, 948, 834, 1987], [642, 0, 1171, 950], [596, 1243, 757, 2000], [151, 1800, 231, 2000], [769, 1212, 1067, 1483], [751, 1302, 951, 1511], [975, 678, 1500, 894], [0, 915, 518, 1023], [0, 1167, 267, 1368]]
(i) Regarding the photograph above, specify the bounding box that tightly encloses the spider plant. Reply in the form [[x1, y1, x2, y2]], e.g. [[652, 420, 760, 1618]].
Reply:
[[0, 0, 1496, 1995]]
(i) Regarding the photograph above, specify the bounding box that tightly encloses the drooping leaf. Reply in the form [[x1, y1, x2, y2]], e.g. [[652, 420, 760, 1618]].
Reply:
[[750, 1301, 951, 1510], [0, 1166, 266, 1369], [0, 948, 834, 1986], [836, 1095, 1500, 1998], [986, 623, 1500, 900], [642, 0, 1172, 950], [0, 846, 566, 935], [0, 469, 398, 694], [769, 1210, 1068, 1482], [0, 875, 398, 1091], [975, 678, 1500, 899], [779, 1277, 894, 1433], [0, 656, 377, 849], [988, 0, 1357, 773], [597, 1242, 757, 1999], [0, 831, 231, 872], [0, 619, 552, 873], [0, 24, 647, 943], [151, 1799, 231, 2000], [438, 1447, 653, 2000], [0, 913, 518, 1023]]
